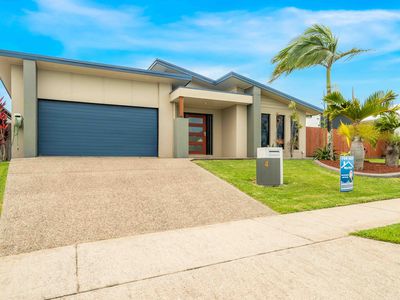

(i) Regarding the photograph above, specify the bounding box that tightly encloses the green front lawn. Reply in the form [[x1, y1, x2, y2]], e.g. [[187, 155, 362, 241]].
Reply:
[[195, 160, 400, 213], [0, 162, 9, 214], [352, 223, 400, 244]]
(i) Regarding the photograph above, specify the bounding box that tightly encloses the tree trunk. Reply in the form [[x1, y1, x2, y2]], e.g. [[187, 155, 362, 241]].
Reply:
[[350, 136, 365, 171], [325, 66, 334, 160], [0, 129, 5, 161], [0, 144, 5, 161], [385, 144, 399, 167], [326, 66, 332, 95]]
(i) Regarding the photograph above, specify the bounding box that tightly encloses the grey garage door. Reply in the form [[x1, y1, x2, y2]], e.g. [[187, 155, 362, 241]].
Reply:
[[38, 99, 158, 156]]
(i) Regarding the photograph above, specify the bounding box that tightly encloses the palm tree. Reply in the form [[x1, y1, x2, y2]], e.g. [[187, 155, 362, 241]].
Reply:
[[270, 24, 368, 159], [375, 112, 400, 167], [324, 90, 399, 170]]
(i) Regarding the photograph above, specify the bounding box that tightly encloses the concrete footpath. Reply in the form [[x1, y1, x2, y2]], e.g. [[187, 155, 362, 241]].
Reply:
[[1, 199, 400, 300]]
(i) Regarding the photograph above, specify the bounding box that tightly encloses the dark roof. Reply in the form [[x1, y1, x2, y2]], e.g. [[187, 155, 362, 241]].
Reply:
[[0, 50, 192, 81], [148, 59, 215, 84], [149, 59, 323, 113], [0, 50, 323, 113]]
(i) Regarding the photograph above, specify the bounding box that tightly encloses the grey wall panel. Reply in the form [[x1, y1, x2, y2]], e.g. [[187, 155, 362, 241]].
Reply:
[[23, 60, 38, 157], [38, 99, 158, 156]]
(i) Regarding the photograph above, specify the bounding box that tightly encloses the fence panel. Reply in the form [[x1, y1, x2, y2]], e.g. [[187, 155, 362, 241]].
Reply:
[[306, 127, 384, 158]]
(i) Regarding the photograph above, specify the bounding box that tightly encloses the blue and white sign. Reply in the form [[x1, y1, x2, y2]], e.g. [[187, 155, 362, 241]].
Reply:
[[340, 156, 354, 192]]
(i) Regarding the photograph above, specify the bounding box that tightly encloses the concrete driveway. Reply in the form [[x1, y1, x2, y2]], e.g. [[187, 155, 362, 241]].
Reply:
[[0, 157, 273, 256]]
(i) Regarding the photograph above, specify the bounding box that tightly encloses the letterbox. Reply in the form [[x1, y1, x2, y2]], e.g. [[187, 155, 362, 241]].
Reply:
[[256, 147, 283, 186]]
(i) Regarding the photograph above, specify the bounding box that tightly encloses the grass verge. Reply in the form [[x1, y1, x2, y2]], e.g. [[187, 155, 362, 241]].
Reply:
[[195, 159, 400, 213], [0, 162, 9, 214], [352, 223, 400, 244]]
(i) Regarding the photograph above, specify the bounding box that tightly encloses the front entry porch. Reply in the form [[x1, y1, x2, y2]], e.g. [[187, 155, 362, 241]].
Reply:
[[170, 87, 253, 158]]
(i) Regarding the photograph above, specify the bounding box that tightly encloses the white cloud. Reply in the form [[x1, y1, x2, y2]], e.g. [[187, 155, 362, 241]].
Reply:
[[187, 65, 233, 79], [22, 0, 400, 105], [25, 1, 400, 60], [25, 0, 149, 54]]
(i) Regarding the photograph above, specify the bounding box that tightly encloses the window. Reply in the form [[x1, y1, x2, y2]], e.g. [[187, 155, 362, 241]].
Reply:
[[291, 117, 299, 150], [261, 114, 270, 147], [276, 115, 285, 148]]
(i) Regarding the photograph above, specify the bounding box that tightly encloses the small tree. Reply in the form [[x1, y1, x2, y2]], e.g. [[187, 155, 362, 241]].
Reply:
[[288, 101, 303, 158], [325, 90, 399, 170], [0, 97, 9, 161], [375, 112, 400, 167]]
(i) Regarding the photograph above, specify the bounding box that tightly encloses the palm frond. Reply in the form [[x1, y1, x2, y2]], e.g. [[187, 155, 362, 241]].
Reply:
[[323, 90, 398, 125], [357, 123, 380, 147], [335, 48, 370, 62], [323, 91, 348, 119], [389, 134, 400, 146], [375, 112, 400, 133], [270, 23, 368, 83], [337, 122, 352, 147], [337, 122, 379, 148], [358, 90, 398, 120]]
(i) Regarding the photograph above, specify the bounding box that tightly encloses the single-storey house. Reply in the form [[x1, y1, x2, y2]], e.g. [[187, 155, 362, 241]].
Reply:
[[0, 50, 322, 159]]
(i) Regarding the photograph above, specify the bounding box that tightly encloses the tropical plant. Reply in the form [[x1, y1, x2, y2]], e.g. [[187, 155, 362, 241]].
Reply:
[[288, 101, 303, 158], [375, 112, 400, 166], [324, 90, 399, 170], [337, 120, 380, 148], [0, 97, 9, 161], [270, 24, 368, 160], [313, 146, 337, 160]]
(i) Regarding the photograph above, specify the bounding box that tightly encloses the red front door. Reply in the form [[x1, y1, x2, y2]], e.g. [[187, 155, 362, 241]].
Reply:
[[186, 114, 207, 155]]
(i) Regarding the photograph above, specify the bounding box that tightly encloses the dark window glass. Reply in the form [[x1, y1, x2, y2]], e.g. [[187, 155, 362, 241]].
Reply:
[[189, 135, 203, 143], [276, 115, 285, 149], [189, 145, 202, 152], [189, 126, 203, 133], [291, 117, 299, 150], [261, 114, 270, 147], [188, 117, 204, 124]]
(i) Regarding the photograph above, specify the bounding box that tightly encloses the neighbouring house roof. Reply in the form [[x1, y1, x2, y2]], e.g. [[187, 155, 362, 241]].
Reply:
[[363, 109, 400, 122], [149, 59, 323, 114]]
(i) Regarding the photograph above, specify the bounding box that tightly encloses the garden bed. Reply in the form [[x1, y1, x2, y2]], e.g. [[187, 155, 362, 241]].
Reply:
[[319, 160, 400, 174]]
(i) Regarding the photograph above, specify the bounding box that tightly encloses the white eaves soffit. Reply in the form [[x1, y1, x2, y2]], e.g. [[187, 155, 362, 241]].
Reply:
[[170, 87, 252, 109]]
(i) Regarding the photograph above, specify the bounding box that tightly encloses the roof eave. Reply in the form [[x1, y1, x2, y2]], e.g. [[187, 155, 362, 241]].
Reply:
[[149, 59, 215, 84], [148, 59, 323, 114], [0, 50, 192, 82], [215, 72, 323, 114]]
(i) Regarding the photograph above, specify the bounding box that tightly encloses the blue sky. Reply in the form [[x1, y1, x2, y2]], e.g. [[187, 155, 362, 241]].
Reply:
[[1, 0, 400, 109]]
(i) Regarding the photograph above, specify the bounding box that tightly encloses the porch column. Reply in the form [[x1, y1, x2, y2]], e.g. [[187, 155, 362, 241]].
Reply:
[[178, 96, 184, 118], [246, 86, 261, 157], [174, 96, 188, 158]]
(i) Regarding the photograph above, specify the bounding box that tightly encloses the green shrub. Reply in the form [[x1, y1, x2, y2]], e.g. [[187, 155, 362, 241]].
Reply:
[[313, 146, 337, 160]]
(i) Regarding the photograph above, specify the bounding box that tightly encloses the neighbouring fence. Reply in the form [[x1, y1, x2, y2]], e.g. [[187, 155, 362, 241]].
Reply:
[[306, 127, 385, 158]]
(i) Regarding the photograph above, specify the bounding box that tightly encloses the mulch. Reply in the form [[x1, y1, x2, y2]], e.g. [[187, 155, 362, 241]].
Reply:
[[320, 160, 400, 174]]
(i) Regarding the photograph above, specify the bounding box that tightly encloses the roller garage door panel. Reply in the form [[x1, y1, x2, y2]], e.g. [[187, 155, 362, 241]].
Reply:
[[38, 100, 158, 156]]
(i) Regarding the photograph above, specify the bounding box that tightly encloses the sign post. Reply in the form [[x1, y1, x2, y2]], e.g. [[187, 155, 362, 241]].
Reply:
[[340, 156, 354, 192]]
